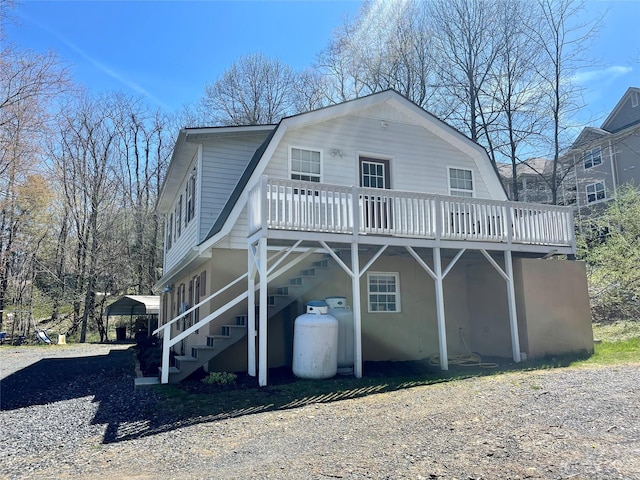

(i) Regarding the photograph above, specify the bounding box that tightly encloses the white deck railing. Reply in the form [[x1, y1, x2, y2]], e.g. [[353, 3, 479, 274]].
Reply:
[[248, 177, 575, 248]]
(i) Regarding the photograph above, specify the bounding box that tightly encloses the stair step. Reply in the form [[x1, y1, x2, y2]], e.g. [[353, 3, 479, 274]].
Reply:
[[221, 324, 247, 336], [298, 268, 316, 277], [158, 366, 180, 375], [235, 315, 247, 325], [207, 334, 230, 347], [312, 260, 329, 268], [192, 346, 215, 358], [288, 277, 304, 286]]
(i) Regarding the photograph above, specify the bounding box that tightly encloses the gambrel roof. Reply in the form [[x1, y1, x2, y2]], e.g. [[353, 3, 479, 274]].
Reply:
[[197, 90, 505, 249]]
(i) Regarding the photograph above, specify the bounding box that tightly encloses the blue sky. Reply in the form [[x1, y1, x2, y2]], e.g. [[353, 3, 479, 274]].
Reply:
[[5, 0, 639, 125]]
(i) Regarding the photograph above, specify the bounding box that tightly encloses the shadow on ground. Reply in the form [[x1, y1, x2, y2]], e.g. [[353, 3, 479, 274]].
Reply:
[[0, 345, 585, 445], [0, 346, 158, 444]]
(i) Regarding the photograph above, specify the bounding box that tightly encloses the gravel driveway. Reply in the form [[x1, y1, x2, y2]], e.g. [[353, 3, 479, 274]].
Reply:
[[1, 344, 639, 480]]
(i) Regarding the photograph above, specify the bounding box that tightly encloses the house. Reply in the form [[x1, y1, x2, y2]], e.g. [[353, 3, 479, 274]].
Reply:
[[559, 86, 640, 214], [154, 90, 593, 386], [497, 158, 576, 205]]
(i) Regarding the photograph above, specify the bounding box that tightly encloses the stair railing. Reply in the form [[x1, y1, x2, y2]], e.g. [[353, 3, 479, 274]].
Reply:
[[155, 244, 325, 383]]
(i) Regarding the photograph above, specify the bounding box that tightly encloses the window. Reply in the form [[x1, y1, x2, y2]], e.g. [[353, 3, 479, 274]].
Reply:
[[448, 168, 474, 197], [361, 159, 389, 188], [166, 213, 173, 250], [586, 181, 606, 203], [583, 147, 602, 169], [367, 273, 400, 313], [176, 194, 182, 238], [291, 147, 321, 182], [632, 91, 639, 108], [186, 168, 196, 224]]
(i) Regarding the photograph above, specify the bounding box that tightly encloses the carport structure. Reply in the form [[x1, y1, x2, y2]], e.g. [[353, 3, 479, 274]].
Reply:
[[104, 295, 159, 339]]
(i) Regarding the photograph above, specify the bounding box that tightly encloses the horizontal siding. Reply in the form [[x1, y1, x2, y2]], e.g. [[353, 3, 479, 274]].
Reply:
[[261, 107, 493, 199], [199, 133, 271, 242], [225, 104, 496, 244], [163, 150, 199, 273], [163, 218, 198, 272]]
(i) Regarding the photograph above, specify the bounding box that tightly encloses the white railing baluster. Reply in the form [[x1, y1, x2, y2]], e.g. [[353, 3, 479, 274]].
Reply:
[[247, 177, 574, 247]]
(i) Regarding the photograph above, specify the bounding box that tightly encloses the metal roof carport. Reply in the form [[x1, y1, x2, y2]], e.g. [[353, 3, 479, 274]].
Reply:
[[104, 295, 160, 339]]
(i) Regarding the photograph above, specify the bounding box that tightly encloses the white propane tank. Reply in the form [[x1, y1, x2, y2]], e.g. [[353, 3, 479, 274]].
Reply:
[[325, 296, 354, 373], [292, 301, 338, 379]]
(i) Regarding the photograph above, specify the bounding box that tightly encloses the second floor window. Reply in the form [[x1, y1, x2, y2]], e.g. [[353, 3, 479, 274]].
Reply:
[[166, 213, 173, 250], [449, 167, 474, 197], [586, 181, 606, 203], [175, 194, 182, 239], [291, 147, 321, 182], [583, 147, 601, 169], [186, 169, 196, 224]]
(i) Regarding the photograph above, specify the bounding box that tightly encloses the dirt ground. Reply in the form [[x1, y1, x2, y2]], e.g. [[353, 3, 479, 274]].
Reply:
[[1, 344, 639, 479]]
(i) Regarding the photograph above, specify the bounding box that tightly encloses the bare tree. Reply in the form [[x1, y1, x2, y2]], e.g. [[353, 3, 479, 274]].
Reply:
[[51, 93, 120, 342], [316, 1, 439, 110], [526, 0, 599, 204], [487, 0, 549, 198], [429, 0, 501, 143], [0, 42, 68, 329], [201, 53, 298, 125]]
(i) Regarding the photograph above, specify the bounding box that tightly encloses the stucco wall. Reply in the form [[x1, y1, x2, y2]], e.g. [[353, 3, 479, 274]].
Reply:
[[466, 260, 513, 358], [514, 258, 593, 359], [167, 247, 593, 376]]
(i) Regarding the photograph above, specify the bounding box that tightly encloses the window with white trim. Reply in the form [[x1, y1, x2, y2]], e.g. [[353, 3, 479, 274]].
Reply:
[[175, 194, 182, 239], [632, 91, 639, 108], [166, 213, 173, 250], [583, 147, 602, 169], [186, 168, 196, 223], [586, 181, 606, 203], [290, 147, 321, 182], [367, 273, 400, 313], [448, 167, 474, 197]]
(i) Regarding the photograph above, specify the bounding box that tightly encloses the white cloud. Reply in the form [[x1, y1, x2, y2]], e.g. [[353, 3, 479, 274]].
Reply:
[[573, 66, 633, 84]]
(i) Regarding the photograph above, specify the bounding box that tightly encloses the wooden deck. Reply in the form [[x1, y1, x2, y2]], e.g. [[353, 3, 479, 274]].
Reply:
[[248, 177, 575, 253]]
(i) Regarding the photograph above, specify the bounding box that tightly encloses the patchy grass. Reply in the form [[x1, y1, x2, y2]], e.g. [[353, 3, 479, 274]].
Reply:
[[571, 336, 640, 366], [592, 320, 640, 343], [153, 330, 640, 420]]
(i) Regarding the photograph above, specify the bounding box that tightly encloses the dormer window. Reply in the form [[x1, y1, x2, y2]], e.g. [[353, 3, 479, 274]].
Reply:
[[583, 147, 601, 169]]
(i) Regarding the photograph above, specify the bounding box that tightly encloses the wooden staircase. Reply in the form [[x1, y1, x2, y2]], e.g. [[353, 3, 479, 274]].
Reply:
[[165, 257, 334, 383]]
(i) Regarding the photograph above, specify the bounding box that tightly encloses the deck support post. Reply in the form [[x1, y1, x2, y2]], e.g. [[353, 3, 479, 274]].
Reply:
[[161, 325, 170, 384], [247, 244, 257, 377], [258, 237, 269, 386], [504, 250, 521, 363], [480, 249, 521, 363], [351, 242, 363, 378], [433, 247, 448, 370]]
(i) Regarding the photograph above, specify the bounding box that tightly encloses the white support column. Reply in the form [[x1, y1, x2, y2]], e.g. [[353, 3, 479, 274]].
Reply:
[[504, 250, 521, 363], [351, 242, 363, 378], [433, 247, 448, 370], [258, 237, 269, 386], [161, 327, 170, 384], [247, 245, 257, 377]]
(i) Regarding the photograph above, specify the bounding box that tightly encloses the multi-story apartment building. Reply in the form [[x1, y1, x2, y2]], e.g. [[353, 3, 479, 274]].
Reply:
[[498, 87, 639, 213], [563, 86, 640, 213]]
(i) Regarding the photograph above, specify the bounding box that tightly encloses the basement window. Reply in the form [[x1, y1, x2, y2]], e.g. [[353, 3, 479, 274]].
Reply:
[[367, 272, 400, 313]]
